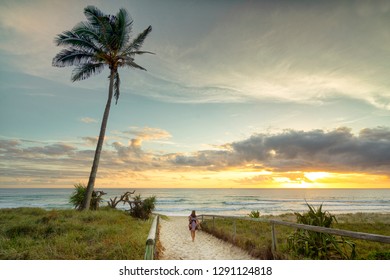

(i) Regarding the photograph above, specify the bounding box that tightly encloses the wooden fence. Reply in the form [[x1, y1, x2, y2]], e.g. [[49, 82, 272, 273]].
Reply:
[[199, 214, 390, 253], [144, 215, 160, 260]]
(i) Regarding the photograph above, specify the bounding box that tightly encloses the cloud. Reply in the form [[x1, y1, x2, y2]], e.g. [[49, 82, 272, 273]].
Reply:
[[1, 126, 389, 187], [0, 139, 76, 158], [0, 0, 85, 77], [142, 0, 390, 108], [112, 126, 174, 150], [124, 126, 172, 141], [23, 143, 76, 157], [88, 126, 174, 172], [235, 174, 274, 185], [171, 126, 390, 175], [0, 139, 21, 153], [124, 72, 248, 104], [359, 127, 390, 141], [111, 140, 142, 158], [80, 117, 98, 124], [0, 138, 89, 187], [2, 0, 390, 110], [81, 136, 98, 146]]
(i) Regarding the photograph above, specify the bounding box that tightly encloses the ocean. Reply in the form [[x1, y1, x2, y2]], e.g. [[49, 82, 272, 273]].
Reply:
[[0, 188, 389, 216]]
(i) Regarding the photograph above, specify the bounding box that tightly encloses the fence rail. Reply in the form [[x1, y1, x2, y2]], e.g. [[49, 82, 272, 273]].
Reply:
[[199, 214, 390, 253], [144, 215, 160, 260]]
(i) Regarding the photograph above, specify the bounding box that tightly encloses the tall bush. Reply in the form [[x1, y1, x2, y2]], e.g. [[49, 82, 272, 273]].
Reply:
[[69, 183, 105, 210], [129, 195, 156, 220], [288, 202, 356, 259], [248, 210, 260, 218]]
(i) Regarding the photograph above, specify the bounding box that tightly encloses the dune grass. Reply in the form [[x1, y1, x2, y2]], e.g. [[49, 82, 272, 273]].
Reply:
[[200, 213, 390, 260], [0, 207, 152, 260]]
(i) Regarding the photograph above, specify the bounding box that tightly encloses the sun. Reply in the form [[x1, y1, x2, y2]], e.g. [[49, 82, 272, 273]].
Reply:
[[304, 172, 330, 182]]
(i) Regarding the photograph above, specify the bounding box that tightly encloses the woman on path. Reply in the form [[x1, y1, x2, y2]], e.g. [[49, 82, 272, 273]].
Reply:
[[188, 210, 200, 242]]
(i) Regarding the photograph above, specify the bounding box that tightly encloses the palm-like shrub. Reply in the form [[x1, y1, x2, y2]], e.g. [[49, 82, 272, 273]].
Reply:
[[249, 210, 260, 218], [288, 202, 356, 259], [129, 195, 156, 220], [69, 183, 105, 210]]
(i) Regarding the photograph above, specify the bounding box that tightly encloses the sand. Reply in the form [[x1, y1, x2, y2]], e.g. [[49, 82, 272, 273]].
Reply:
[[158, 216, 255, 260]]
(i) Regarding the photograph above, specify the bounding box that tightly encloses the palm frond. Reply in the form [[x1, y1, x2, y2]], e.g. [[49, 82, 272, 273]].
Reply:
[[55, 31, 100, 52], [72, 21, 101, 43], [71, 63, 105, 82], [123, 58, 147, 71], [53, 6, 153, 88], [116, 8, 133, 51], [114, 72, 120, 104], [106, 10, 132, 53], [83, 6, 105, 28], [127, 51, 155, 55], [123, 25, 152, 54], [52, 48, 96, 67], [84, 5, 113, 50]]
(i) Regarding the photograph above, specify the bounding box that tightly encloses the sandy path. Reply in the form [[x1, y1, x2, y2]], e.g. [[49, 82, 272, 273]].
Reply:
[[158, 216, 255, 260]]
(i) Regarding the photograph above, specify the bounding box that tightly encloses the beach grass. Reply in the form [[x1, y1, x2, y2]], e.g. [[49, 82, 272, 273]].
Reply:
[[0, 207, 152, 260], [200, 213, 390, 260]]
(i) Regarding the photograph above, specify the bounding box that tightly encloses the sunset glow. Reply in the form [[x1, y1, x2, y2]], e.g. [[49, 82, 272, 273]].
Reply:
[[1, 0, 390, 189]]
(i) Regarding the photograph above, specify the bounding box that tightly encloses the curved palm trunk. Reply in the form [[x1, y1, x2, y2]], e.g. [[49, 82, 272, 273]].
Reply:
[[81, 69, 115, 210]]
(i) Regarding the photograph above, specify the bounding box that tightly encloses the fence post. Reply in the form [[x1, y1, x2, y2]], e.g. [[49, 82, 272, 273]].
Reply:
[[233, 219, 237, 242], [271, 222, 277, 253]]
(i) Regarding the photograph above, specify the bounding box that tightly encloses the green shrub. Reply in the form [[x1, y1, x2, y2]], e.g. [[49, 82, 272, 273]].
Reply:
[[367, 251, 390, 260], [129, 195, 156, 220], [69, 183, 105, 210], [288, 202, 356, 259], [249, 210, 260, 218]]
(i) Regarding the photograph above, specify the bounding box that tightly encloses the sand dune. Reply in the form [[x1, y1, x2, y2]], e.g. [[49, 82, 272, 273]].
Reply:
[[158, 216, 255, 260]]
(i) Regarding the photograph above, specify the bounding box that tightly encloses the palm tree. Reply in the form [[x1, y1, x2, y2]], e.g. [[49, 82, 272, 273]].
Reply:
[[52, 6, 153, 210]]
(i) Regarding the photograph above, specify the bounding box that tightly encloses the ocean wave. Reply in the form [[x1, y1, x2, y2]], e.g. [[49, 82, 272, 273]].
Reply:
[[156, 198, 187, 204], [223, 201, 278, 206], [1, 188, 390, 216]]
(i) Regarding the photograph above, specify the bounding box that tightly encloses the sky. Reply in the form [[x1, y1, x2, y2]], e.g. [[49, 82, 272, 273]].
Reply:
[[0, 0, 390, 189]]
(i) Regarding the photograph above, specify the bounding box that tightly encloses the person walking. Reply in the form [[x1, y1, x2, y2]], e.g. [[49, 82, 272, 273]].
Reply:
[[188, 210, 200, 242]]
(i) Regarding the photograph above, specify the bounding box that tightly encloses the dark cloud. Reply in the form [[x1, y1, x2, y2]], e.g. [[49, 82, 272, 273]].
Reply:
[[0, 140, 76, 158], [172, 127, 390, 174], [1, 126, 389, 187], [111, 140, 142, 158], [257, 127, 390, 172], [0, 139, 21, 154], [359, 127, 390, 141], [0, 139, 89, 186], [24, 143, 76, 157]]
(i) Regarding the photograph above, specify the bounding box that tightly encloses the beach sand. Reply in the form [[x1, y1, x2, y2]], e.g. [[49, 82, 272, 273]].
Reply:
[[158, 216, 255, 260]]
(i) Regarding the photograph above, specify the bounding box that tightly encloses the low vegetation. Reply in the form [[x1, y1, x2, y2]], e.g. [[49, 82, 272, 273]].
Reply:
[[201, 217, 281, 259], [129, 195, 156, 220], [69, 184, 156, 220], [69, 183, 106, 210], [0, 207, 152, 259], [288, 203, 356, 259], [248, 210, 260, 218], [200, 210, 390, 260]]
